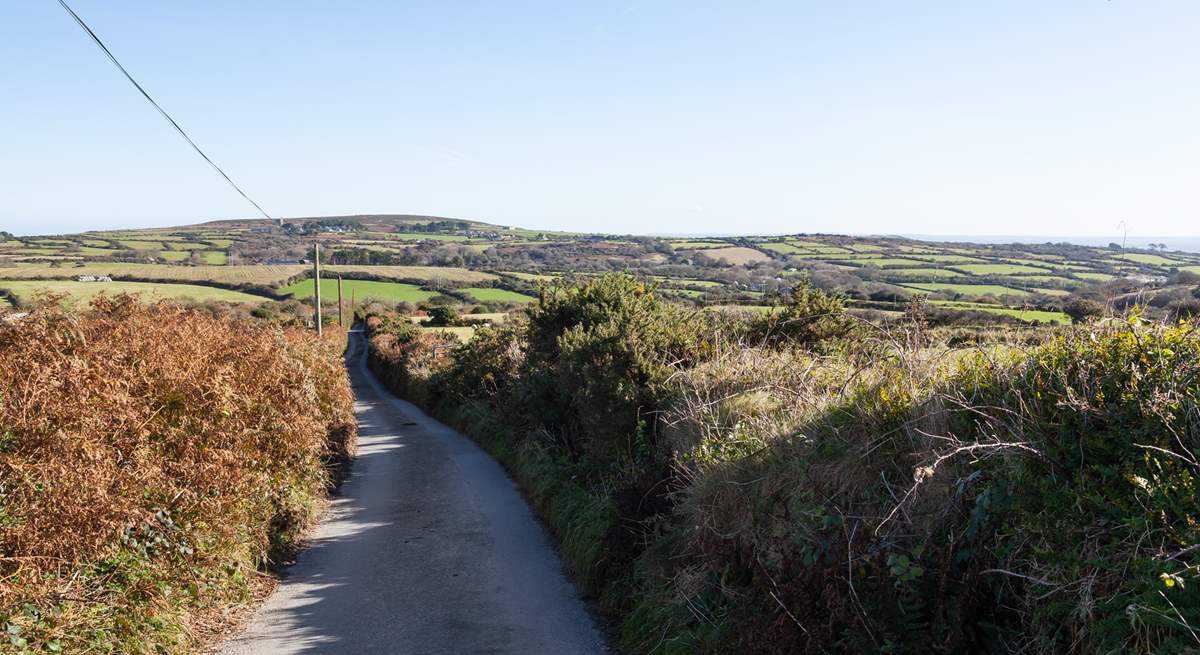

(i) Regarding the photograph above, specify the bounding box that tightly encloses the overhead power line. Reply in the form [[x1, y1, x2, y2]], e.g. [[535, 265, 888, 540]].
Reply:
[[53, 0, 274, 222]]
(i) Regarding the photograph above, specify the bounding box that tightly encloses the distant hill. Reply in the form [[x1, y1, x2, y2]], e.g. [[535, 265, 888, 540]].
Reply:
[[195, 214, 505, 231]]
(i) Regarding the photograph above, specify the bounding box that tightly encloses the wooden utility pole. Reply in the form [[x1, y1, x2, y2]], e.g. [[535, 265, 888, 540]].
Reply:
[[337, 275, 344, 327], [313, 243, 322, 335]]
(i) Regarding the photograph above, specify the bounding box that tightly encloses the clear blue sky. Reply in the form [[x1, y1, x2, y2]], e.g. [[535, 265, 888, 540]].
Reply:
[[2, 1, 1198, 237]]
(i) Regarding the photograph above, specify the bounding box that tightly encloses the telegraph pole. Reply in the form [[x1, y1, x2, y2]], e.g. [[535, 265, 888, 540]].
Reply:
[[337, 275, 345, 327], [313, 243, 322, 335]]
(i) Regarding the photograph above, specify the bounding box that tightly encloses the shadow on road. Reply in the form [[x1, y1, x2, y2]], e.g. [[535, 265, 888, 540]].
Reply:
[[219, 332, 606, 655]]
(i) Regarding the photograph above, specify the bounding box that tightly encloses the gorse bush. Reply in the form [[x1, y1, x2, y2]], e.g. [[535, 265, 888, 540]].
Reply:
[[0, 296, 355, 653], [749, 277, 858, 347], [366, 273, 1200, 654], [519, 274, 713, 468], [434, 320, 525, 402]]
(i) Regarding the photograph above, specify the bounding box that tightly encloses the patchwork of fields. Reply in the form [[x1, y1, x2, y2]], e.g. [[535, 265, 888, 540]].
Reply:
[[4, 215, 1197, 331]]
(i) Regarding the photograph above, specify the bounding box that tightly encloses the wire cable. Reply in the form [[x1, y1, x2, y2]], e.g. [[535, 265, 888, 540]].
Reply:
[[53, 0, 274, 221]]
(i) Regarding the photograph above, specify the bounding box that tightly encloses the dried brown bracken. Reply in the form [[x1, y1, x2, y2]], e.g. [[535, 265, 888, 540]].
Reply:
[[0, 294, 355, 652]]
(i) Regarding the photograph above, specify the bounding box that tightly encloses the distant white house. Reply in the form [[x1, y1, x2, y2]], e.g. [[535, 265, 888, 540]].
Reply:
[[77, 275, 113, 282], [1124, 274, 1167, 286]]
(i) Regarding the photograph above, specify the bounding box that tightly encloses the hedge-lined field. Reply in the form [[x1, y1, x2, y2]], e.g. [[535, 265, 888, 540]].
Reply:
[[0, 263, 307, 286], [281, 278, 437, 303], [0, 279, 269, 306], [460, 287, 536, 303]]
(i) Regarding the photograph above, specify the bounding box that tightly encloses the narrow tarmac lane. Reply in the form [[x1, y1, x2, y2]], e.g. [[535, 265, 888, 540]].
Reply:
[[220, 331, 607, 654]]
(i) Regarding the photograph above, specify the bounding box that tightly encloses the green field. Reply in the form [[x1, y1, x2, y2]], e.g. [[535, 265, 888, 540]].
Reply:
[[1003, 274, 1075, 285], [201, 251, 228, 265], [323, 265, 495, 284], [813, 253, 884, 260], [461, 287, 536, 303], [0, 280, 267, 306], [117, 240, 163, 251], [952, 263, 1050, 275], [931, 301, 1069, 324], [912, 254, 985, 263], [759, 242, 805, 255], [157, 250, 191, 262], [886, 268, 964, 278], [282, 278, 436, 303], [1119, 253, 1182, 266], [76, 246, 119, 256], [904, 282, 1030, 297], [852, 258, 934, 267]]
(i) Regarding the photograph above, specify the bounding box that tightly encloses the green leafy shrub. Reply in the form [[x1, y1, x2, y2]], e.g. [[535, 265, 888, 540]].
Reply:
[[434, 320, 525, 403], [1064, 297, 1105, 323], [750, 277, 857, 347], [367, 271, 1200, 654], [951, 320, 1200, 652], [519, 273, 713, 467], [424, 304, 459, 327]]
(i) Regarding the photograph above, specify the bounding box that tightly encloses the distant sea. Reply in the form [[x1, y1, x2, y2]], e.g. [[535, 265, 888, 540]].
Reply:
[[901, 235, 1200, 254]]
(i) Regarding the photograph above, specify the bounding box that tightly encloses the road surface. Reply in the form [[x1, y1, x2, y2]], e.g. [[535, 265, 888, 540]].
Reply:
[[220, 330, 607, 654]]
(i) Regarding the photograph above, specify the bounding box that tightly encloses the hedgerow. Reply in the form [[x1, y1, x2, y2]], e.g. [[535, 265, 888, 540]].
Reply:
[[366, 273, 1200, 653], [0, 296, 355, 653]]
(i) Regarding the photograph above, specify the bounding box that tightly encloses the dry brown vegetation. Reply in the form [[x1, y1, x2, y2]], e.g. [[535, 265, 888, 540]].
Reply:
[[0, 263, 308, 286], [0, 297, 355, 653], [684, 246, 772, 265]]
